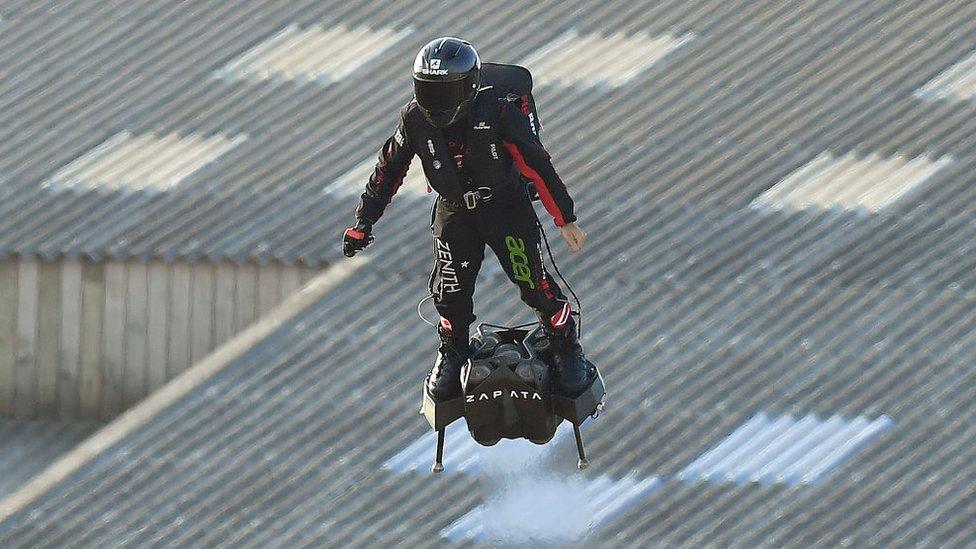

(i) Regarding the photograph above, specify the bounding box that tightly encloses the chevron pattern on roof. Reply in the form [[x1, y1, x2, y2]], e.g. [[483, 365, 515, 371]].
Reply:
[[752, 151, 953, 213], [678, 412, 894, 486], [216, 24, 413, 84], [915, 49, 976, 102], [44, 132, 246, 193], [521, 29, 694, 88]]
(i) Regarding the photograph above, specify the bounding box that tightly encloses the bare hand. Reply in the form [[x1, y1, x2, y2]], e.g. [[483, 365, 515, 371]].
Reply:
[[560, 222, 586, 253]]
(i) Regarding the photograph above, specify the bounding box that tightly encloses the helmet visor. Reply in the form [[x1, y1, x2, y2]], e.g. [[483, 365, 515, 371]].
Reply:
[[414, 76, 471, 118]]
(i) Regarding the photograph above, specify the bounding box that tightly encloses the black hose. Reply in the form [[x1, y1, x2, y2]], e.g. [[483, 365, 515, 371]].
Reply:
[[480, 321, 539, 331], [417, 294, 437, 327], [535, 215, 583, 338], [527, 183, 583, 338]]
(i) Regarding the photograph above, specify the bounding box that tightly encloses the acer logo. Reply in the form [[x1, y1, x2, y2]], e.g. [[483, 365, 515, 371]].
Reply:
[[505, 235, 535, 289], [466, 390, 543, 403]]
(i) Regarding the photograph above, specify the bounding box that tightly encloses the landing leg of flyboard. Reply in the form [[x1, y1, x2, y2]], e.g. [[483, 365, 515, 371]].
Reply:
[[432, 428, 446, 473], [573, 422, 589, 470]]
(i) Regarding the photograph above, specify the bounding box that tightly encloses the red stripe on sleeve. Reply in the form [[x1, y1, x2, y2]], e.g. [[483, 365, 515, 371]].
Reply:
[[390, 168, 407, 197], [502, 141, 567, 227], [380, 143, 410, 202]]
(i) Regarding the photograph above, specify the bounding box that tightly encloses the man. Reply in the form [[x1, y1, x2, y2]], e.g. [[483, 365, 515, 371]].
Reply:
[[342, 37, 593, 401]]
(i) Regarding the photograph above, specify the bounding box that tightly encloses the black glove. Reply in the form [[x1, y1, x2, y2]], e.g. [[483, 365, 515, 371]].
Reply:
[[342, 221, 373, 257]]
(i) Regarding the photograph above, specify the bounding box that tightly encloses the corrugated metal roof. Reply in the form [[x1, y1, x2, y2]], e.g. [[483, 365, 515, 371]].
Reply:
[[0, 420, 100, 499], [44, 131, 247, 193], [677, 412, 895, 486], [520, 29, 695, 88], [752, 151, 954, 213], [915, 48, 976, 102], [215, 23, 415, 84], [0, 0, 974, 546]]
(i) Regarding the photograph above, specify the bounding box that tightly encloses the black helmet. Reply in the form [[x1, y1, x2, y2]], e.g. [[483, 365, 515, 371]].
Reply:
[[413, 37, 481, 127]]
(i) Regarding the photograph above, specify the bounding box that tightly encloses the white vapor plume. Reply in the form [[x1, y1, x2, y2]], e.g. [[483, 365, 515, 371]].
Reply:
[[472, 427, 594, 544]]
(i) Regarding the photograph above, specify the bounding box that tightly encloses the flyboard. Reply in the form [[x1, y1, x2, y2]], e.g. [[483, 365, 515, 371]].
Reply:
[[421, 322, 605, 473]]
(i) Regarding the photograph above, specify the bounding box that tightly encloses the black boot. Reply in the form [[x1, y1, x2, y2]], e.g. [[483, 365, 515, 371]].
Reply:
[[426, 322, 471, 401], [544, 315, 594, 394]]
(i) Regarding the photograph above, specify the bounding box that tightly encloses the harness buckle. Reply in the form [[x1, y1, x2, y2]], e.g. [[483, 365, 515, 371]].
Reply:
[[462, 187, 493, 210]]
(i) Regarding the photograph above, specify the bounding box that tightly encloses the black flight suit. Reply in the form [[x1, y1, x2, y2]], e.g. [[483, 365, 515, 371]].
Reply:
[[355, 64, 577, 336]]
